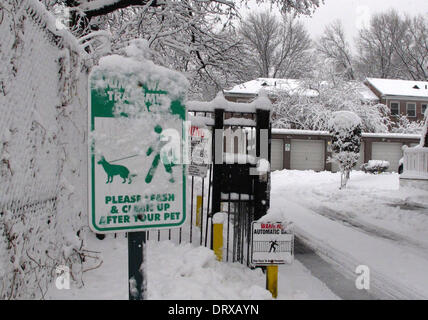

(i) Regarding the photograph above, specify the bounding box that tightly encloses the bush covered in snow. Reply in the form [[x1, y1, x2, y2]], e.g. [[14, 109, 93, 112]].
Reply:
[[328, 111, 362, 188], [361, 160, 390, 174]]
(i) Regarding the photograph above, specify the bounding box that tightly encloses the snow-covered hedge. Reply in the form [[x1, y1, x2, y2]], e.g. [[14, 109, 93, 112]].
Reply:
[[0, 0, 88, 299], [328, 111, 362, 165], [361, 160, 390, 174]]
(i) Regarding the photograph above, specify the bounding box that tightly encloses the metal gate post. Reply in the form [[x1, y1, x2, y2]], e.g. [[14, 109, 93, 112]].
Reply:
[[128, 231, 146, 300], [254, 109, 271, 220], [211, 108, 224, 249]]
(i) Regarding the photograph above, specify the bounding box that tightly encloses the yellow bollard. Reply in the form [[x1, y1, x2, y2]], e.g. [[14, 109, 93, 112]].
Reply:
[[195, 195, 202, 227], [213, 223, 223, 261], [212, 212, 226, 261], [266, 265, 278, 299]]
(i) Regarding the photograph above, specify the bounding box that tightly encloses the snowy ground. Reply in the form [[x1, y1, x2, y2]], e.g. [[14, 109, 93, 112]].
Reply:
[[46, 169, 428, 300], [47, 233, 337, 300], [266, 170, 428, 299]]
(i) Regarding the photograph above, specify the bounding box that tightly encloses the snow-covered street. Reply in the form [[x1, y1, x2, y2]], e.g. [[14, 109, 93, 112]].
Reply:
[[266, 170, 428, 299]]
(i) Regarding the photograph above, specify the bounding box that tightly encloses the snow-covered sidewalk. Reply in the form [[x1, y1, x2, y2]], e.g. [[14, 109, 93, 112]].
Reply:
[[47, 234, 337, 300], [266, 170, 428, 299]]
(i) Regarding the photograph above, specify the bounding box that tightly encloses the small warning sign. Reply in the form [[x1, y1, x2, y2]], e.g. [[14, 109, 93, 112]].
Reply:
[[250, 222, 294, 266], [188, 125, 210, 178]]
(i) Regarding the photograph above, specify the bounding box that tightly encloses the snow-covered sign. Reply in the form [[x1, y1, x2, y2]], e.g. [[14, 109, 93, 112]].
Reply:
[[188, 125, 211, 178], [88, 51, 188, 233], [250, 222, 294, 266]]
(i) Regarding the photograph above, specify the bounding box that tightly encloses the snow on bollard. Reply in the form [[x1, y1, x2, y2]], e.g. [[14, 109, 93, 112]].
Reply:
[[256, 158, 270, 174], [212, 212, 227, 261]]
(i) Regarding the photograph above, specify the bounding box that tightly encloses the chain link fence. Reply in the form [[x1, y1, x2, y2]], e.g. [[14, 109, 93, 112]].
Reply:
[[0, 0, 89, 299]]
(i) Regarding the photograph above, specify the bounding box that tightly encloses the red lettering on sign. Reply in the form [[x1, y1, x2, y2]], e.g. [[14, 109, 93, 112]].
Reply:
[[260, 223, 282, 229], [189, 126, 205, 138]]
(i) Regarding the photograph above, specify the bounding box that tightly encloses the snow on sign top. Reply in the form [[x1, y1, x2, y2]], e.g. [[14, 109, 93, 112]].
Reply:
[[366, 78, 428, 99], [94, 39, 189, 103]]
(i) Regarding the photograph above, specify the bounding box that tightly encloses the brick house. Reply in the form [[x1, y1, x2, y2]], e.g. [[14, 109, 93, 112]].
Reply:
[[221, 78, 423, 173], [223, 78, 379, 127], [364, 78, 428, 121], [224, 77, 428, 122]]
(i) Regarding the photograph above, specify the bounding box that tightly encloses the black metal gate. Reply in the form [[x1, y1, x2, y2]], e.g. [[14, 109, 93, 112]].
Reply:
[[146, 97, 271, 266]]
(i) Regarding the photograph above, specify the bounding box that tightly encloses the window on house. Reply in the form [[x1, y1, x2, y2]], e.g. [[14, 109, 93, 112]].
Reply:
[[390, 102, 400, 115], [407, 103, 416, 117], [422, 104, 427, 116]]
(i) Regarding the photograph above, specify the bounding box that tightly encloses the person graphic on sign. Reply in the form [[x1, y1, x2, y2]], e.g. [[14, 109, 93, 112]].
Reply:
[[145, 125, 176, 184], [269, 240, 279, 253]]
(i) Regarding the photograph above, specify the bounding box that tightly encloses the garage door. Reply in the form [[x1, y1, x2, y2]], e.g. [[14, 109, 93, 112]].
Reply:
[[331, 142, 365, 172], [371, 142, 403, 173], [271, 139, 284, 171], [290, 139, 325, 171]]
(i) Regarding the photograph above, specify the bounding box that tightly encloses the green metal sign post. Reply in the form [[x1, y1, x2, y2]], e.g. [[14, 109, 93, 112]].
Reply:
[[88, 53, 188, 299], [128, 231, 146, 300]]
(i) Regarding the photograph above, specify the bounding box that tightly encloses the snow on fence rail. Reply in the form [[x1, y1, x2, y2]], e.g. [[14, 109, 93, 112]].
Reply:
[[0, 0, 88, 299], [188, 90, 272, 114], [402, 147, 428, 179]]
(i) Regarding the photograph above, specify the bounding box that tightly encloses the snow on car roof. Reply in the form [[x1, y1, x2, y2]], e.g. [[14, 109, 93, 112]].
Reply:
[[366, 78, 428, 99]]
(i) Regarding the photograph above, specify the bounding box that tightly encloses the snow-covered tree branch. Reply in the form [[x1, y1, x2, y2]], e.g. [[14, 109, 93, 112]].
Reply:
[[272, 77, 391, 133], [317, 20, 356, 81], [40, 0, 323, 98], [356, 9, 428, 81]]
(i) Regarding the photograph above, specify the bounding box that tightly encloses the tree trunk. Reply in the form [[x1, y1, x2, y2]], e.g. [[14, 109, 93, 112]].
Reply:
[[80, 0, 159, 20], [65, 0, 160, 36]]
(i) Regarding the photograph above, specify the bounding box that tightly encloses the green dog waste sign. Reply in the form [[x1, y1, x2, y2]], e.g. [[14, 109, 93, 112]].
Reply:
[[88, 54, 188, 233]]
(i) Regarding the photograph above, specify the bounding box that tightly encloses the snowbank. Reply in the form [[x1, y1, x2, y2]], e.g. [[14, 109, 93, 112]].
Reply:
[[146, 241, 272, 300], [48, 234, 338, 300]]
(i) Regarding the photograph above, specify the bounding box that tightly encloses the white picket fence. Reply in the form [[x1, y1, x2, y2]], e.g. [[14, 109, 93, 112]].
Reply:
[[402, 147, 428, 179]]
